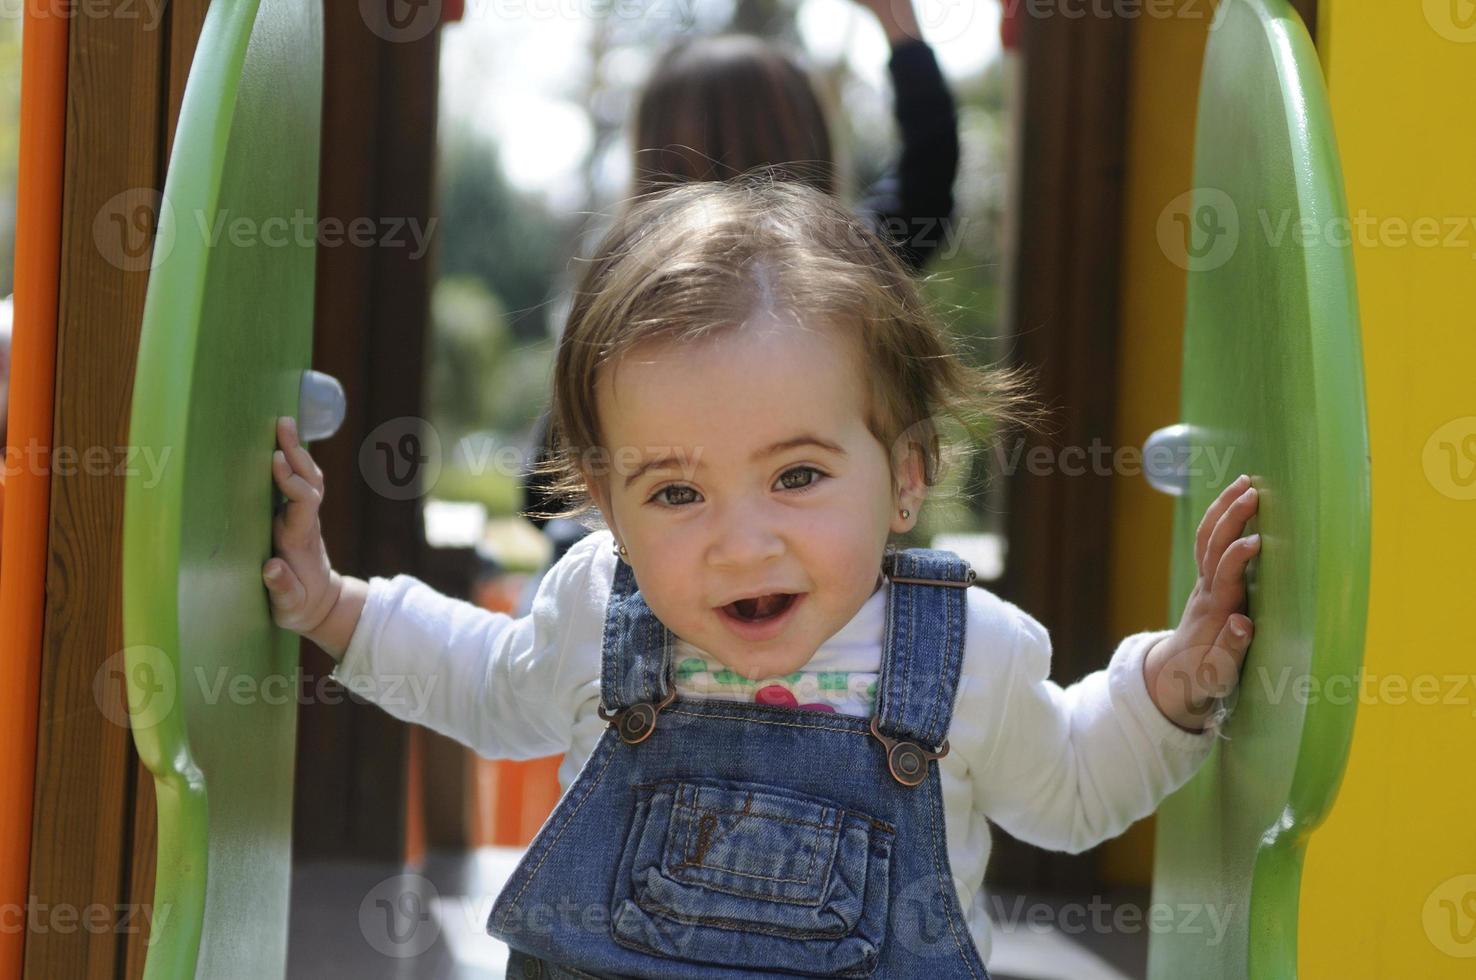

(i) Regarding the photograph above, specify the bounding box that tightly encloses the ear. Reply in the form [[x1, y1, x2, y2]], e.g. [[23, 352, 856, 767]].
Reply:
[[582, 466, 620, 544], [890, 441, 927, 534]]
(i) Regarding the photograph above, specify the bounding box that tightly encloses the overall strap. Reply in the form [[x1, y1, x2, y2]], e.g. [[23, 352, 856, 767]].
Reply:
[[873, 547, 975, 750], [599, 555, 673, 712]]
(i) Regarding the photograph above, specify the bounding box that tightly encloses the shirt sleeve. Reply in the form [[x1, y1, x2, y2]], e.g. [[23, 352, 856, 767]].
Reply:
[[330, 529, 608, 760], [855, 38, 961, 273], [963, 599, 1218, 854]]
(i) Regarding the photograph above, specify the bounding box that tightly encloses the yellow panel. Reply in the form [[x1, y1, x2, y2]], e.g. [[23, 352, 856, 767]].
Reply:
[[1101, 7, 1212, 886], [1301, 1, 1476, 975]]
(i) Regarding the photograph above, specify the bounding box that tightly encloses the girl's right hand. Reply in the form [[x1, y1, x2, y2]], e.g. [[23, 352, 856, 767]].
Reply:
[[262, 415, 344, 639]]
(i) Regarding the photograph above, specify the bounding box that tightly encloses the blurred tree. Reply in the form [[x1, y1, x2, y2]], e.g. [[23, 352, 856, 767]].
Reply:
[[426, 275, 554, 515], [909, 58, 1015, 540], [428, 274, 555, 438], [0, 15, 22, 297], [427, 1, 1014, 534], [436, 128, 563, 344], [427, 276, 506, 437]]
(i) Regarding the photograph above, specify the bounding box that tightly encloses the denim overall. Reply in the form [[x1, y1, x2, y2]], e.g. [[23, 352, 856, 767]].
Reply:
[[489, 546, 989, 979]]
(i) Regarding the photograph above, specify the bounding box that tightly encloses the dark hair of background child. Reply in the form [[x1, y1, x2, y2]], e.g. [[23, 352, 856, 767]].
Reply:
[[520, 30, 962, 548]]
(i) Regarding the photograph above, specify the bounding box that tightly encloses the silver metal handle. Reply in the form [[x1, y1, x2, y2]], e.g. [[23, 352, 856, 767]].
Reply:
[[1143, 423, 1192, 497], [297, 369, 346, 442]]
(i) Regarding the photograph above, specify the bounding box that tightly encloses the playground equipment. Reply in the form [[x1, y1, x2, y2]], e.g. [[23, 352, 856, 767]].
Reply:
[[1142, 2, 1371, 978], [120, 0, 325, 976], [6, 0, 1474, 975]]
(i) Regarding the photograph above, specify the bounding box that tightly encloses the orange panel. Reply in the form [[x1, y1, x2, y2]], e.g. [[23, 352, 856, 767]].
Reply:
[[0, 4, 68, 977]]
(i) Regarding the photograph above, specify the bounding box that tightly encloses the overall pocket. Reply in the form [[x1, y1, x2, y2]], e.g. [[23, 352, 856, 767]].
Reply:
[[610, 778, 893, 977]]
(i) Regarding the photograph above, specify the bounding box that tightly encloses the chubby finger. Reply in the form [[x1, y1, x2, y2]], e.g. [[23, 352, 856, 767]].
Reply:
[[1169, 620, 1253, 720], [276, 414, 302, 453], [1203, 485, 1259, 580], [276, 416, 325, 494], [263, 558, 306, 616], [1200, 615, 1254, 700], [273, 449, 322, 505], [272, 455, 323, 548], [1207, 531, 1261, 602], [1195, 474, 1251, 572]]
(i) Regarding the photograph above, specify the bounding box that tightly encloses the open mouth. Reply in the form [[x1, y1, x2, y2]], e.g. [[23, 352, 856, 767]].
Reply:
[[723, 593, 800, 622], [720, 593, 802, 622]]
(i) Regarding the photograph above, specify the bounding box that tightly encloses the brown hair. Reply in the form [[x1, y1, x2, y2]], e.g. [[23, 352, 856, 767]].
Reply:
[[527, 176, 1042, 527], [631, 34, 836, 197]]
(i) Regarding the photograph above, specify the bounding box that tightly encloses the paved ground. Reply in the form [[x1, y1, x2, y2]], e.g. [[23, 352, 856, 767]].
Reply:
[[288, 850, 1146, 980]]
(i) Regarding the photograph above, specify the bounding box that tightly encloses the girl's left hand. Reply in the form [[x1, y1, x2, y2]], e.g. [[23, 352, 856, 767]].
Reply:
[[1142, 474, 1262, 732]]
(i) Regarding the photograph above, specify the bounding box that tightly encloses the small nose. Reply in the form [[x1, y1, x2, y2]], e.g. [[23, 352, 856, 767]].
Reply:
[[707, 499, 784, 569]]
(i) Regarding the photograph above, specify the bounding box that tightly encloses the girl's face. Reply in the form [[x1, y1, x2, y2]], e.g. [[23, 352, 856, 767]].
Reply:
[[586, 316, 924, 680]]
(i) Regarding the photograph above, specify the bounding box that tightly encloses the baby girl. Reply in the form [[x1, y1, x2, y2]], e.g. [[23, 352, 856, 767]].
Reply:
[[263, 179, 1258, 978]]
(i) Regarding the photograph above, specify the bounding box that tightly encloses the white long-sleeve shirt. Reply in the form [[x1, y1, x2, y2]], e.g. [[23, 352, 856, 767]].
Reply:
[[334, 528, 1217, 966]]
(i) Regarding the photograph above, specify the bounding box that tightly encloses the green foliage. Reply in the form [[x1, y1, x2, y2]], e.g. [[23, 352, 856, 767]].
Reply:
[[428, 14, 1014, 536], [0, 16, 21, 297], [431, 456, 523, 516], [436, 128, 563, 344], [909, 58, 1014, 538], [426, 275, 555, 516], [427, 276, 508, 436]]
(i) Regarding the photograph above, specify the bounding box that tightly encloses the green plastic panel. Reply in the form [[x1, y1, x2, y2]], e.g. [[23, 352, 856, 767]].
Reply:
[[121, 0, 322, 976], [1146, 3, 1371, 979]]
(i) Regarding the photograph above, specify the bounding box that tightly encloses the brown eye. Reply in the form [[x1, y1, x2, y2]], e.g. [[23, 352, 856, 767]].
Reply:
[[651, 484, 698, 507], [778, 467, 826, 492]]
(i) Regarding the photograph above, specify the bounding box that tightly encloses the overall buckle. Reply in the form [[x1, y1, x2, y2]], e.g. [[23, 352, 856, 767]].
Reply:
[[598, 688, 677, 745], [869, 716, 949, 787]]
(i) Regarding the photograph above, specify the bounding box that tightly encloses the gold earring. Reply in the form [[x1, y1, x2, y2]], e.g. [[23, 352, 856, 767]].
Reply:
[[613, 542, 628, 558]]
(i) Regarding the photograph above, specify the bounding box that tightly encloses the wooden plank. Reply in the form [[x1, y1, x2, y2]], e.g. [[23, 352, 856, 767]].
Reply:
[[294, 3, 441, 863], [351, 18, 441, 860], [290, 0, 387, 860], [120, 762, 157, 980], [22, 3, 166, 977], [993, 4, 1131, 893], [417, 546, 481, 850], [164, 0, 213, 159]]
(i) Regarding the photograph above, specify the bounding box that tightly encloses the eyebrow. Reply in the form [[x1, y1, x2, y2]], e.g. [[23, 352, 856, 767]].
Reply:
[[622, 434, 848, 490]]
